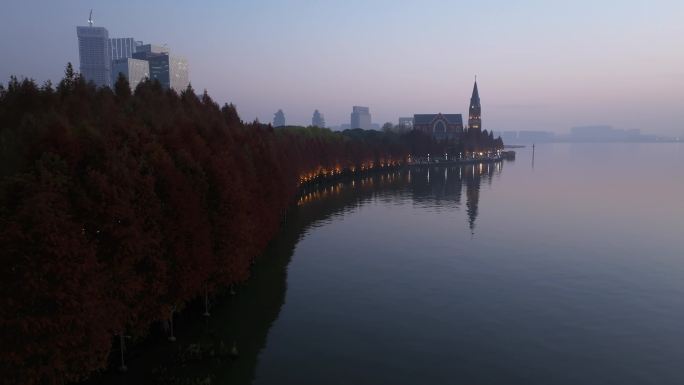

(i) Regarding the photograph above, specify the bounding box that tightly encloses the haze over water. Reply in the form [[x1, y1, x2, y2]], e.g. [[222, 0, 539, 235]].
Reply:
[[256, 143, 684, 385], [96, 143, 684, 385]]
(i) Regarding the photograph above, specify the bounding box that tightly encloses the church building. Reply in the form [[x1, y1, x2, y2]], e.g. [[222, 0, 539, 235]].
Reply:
[[412, 78, 481, 141], [413, 114, 464, 141]]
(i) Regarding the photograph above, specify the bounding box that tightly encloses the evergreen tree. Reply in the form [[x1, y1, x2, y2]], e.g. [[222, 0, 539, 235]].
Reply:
[[222, 103, 242, 127], [114, 73, 131, 100], [58, 63, 76, 93]]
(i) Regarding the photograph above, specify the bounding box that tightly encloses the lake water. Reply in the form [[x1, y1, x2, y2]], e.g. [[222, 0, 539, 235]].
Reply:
[[96, 143, 684, 385]]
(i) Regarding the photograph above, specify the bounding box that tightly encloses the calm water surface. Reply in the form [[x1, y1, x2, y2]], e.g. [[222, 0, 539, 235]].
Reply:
[[99, 143, 684, 385]]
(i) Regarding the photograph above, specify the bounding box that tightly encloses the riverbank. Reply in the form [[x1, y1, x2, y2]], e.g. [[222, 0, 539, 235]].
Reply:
[[81, 168, 416, 385], [296, 151, 515, 189], [81, 161, 507, 385], [407, 151, 515, 166]]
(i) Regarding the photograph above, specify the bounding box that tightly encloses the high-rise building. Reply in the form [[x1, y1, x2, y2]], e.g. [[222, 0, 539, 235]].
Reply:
[[167, 55, 189, 91], [312, 110, 325, 127], [110, 37, 142, 60], [468, 77, 482, 133], [77, 25, 111, 87], [273, 109, 286, 127], [112, 58, 149, 90], [136, 44, 169, 55], [350, 106, 372, 130], [133, 45, 189, 92]]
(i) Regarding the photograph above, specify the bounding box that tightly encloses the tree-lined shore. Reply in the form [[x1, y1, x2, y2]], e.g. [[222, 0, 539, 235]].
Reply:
[[0, 65, 502, 385]]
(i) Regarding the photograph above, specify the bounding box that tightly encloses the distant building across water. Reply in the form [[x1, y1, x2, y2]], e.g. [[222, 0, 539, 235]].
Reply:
[[569, 126, 643, 141], [312, 110, 325, 128], [273, 109, 286, 127], [493, 125, 670, 144], [351, 106, 372, 130]]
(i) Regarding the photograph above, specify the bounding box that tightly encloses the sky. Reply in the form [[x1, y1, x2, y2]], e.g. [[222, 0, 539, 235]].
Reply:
[[1, 0, 683, 135]]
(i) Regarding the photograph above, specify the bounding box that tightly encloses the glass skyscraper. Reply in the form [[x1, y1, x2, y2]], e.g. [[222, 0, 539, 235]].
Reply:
[[110, 37, 142, 61], [76, 26, 111, 88]]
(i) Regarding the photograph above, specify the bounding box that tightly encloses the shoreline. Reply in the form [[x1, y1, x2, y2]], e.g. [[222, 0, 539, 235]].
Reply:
[[296, 153, 514, 189]]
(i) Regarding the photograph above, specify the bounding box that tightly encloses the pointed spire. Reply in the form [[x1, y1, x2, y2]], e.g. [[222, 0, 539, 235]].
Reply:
[[471, 76, 479, 102], [468, 76, 482, 132]]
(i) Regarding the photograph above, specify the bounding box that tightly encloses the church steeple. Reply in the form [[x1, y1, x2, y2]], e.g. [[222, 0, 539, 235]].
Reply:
[[468, 76, 481, 133]]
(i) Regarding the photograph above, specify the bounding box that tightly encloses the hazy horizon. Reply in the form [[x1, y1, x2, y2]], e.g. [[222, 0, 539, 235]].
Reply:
[[1, 0, 682, 135]]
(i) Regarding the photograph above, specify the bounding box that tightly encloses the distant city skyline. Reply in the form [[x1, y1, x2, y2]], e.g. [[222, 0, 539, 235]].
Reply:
[[1, 0, 682, 135]]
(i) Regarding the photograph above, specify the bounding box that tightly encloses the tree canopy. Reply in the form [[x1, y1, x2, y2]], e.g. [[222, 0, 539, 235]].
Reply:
[[0, 66, 502, 384]]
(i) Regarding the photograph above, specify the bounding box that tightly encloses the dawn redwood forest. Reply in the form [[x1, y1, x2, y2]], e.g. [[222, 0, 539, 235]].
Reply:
[[0, 65, 502, 385]]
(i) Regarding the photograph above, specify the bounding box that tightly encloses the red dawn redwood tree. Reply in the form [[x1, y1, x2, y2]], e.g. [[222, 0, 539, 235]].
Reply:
[[0, 65, 504, 384], [0, 154, 111, 385]]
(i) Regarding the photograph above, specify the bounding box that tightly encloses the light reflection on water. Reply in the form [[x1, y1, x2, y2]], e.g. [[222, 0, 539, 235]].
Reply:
[[93, 143, 684, 385], [255, 144, 684, 385]]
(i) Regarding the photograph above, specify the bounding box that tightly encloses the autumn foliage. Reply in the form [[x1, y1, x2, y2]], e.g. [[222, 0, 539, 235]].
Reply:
[[0, 66, 501, 384]]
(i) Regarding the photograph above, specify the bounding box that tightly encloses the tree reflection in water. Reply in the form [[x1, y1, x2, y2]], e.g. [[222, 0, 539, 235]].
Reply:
[[89, 161, 507, 385]]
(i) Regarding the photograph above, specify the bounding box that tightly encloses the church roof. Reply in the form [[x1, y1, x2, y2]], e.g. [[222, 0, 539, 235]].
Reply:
[[413, 114, 463, 125]]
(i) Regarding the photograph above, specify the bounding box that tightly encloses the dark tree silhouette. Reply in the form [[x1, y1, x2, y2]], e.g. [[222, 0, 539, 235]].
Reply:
[[114, 73, 131, 100], [0, 65, 504, 385]]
